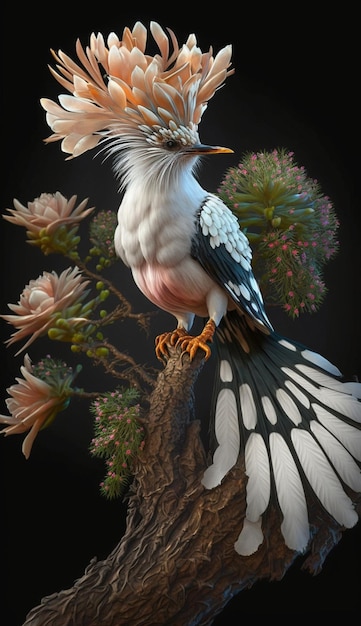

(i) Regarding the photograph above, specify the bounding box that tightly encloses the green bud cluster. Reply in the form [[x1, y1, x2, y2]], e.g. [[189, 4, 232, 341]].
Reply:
[[47, 286, 111, 346], [29, 224, 81, 257]]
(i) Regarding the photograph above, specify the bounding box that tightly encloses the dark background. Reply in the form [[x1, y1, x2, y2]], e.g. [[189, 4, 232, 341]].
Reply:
[[1, 4, 360, 624]]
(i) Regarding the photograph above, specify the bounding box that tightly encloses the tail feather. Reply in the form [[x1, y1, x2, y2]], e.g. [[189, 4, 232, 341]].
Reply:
[[282, 367, 361, 421], [243, 432, 270, 522], [309, 421, 361, 491], [291, 428, 358, 527], [204, 388, 240, 486], [201, 311, 361, 556], [312, 404, 361, 460], [270, 432, 309, 552]]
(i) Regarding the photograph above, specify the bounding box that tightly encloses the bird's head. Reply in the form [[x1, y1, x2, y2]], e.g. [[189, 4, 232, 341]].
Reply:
[[107, 119, 234, 190], [40, 20, 234, 186]]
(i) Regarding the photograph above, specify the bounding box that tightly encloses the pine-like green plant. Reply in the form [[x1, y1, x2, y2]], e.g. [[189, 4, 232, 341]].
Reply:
[[218, 148, 339, 317], [89, 388, 145, 498]]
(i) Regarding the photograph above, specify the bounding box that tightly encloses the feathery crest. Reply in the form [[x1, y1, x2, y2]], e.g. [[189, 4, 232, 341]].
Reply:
[[41, 21, 234, 159]]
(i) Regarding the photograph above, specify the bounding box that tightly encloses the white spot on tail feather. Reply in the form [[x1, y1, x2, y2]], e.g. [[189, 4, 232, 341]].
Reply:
[[342, 382, 361, 399], [270, 432, 309, 552], [301, 349, 342, 376], [278, 338, 297, 351], [281, 367, 318, 395], [234, 518, 263, 556], [245, 433, 271, 521], [284, 380, 310, 408], [310, 420, 361, 492], [220, 359, 232, 382], [240, 383, 257, 430], [291, 428, 358, 528], [316, 388, 361, 423], [296, 363, 349, 393], [282, 368, 361, 422], [261, 395, 277, 425], [312, 403, 361, 461], [276, 388, 302, 425], [201, 388, 240, 488]]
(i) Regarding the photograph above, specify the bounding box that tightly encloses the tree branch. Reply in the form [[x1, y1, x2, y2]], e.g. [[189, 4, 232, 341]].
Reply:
[[22, 345, 359, 626]]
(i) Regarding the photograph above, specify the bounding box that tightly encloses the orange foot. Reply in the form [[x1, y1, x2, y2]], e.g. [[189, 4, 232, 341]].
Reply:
[[155, 327, 188, 361], [176, 319, 216, 361]]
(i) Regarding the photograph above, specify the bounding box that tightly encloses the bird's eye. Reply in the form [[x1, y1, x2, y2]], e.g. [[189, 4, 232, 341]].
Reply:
[[165, 139, 178, 150]]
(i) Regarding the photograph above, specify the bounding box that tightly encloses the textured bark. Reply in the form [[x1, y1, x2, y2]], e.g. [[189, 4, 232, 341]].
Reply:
[[22, 345, 355, 626]]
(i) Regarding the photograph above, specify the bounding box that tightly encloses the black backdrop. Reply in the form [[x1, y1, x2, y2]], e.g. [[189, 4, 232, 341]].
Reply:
[[1, 4, 360, 625]]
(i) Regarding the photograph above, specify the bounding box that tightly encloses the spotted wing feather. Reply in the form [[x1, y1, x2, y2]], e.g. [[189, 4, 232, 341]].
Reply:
[[190, 193, 272, 330]]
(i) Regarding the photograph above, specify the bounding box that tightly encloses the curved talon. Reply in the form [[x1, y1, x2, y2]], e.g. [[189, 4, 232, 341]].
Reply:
[[155, 328, 187, 361], [177, 335, 212, 361], [176, 319, 216, 362]]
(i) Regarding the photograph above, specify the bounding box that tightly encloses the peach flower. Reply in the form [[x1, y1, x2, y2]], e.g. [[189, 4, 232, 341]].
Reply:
[[0, 354, 75, 458], [1, 266, 90, 354], [4, 192, 94, 236]]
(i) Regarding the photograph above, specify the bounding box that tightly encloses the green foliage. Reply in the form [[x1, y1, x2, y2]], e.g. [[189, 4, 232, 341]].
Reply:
[[32, 356, 82, 391], [89, 388, 145, 499], [33, 224, 82, 257], [1, 194, 152, 473], [88, 210, 118, 270], [218, 148, 339, 317]]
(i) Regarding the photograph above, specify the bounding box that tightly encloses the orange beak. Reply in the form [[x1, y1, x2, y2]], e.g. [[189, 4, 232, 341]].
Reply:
[[186, 144, 234, 155]]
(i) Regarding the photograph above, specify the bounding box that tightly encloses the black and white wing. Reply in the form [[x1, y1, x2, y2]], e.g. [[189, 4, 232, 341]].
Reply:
[[191, 193, 272, 331]]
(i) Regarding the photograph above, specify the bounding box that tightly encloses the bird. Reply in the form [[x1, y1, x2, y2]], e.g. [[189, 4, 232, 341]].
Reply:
[[41, 20, 361, 556]]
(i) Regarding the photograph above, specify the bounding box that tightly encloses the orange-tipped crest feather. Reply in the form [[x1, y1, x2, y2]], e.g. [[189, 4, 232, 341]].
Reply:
[[41, 20, 234, 157]]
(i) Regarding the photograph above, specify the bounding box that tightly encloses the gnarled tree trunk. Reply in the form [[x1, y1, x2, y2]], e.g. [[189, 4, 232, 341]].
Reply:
[[23, 345, 350, 625]]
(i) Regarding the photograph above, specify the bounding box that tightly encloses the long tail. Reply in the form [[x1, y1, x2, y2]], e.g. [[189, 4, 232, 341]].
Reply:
[[201, 310, 361, 556]]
